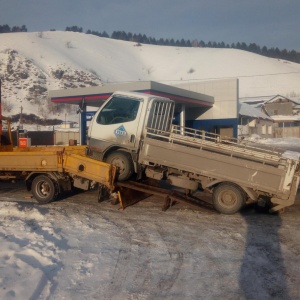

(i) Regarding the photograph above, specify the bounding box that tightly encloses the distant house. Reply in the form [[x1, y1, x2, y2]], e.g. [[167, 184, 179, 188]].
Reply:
[[240, 95, 300, 138], [238, 103, 273, 138]]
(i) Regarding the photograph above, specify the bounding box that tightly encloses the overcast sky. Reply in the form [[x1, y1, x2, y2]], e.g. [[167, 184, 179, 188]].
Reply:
[[1, 0, 299, 51]]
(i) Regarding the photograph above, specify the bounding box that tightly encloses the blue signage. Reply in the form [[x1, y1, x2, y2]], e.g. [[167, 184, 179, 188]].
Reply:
[[114, 125, 127, 137], [85, 111, 96, 121]]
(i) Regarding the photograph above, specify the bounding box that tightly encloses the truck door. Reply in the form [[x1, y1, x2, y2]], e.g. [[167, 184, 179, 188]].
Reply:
[[88, 95, 144, 151]]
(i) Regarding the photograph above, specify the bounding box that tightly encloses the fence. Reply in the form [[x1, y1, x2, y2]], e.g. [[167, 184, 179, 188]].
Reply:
[[274, 126, 300, 138], [7, 131, 80, 146], [54, 131, 80, 145], [10, 131, 54, 146]]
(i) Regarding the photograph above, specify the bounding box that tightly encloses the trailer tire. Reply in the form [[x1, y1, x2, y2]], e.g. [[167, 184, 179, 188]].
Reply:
[[213, 183, 245, 214], [31, 175, 58, 204], [106, 151, 134, 181]]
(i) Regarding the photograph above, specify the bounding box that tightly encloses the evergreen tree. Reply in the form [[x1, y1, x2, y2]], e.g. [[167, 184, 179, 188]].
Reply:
[[120, 31, 129, 41], [137, 33, 143, 43], [111, 31, 120, 39], [186, 40, 192, 47], [181, 38, 187, 47], [0, 24, 10, 33], [0, 24, 27, 33], [175, 39, 181, 46], [102, 31, 109, 38], [149, 37, 157, 45], [199, 40, 206, 47], [157, 38, 164, 45], [240, 42, 248, 51], [249, 43, 260, 54], [142, 34, 149, 44], [65, 26, 82, 32], [261, 46, 268, 56], [170, 38, 175, 46], [127, 32, 133, 41]]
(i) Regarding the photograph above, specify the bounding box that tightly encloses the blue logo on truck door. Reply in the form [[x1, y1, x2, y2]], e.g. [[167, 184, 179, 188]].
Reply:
[[114, 125, 127, 137]]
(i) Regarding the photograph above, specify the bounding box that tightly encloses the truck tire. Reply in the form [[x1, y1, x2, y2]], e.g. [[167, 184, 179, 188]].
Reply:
[[31, 175, 58, 204], [212, 183, 245, 214], [106, 151, 134, 181]]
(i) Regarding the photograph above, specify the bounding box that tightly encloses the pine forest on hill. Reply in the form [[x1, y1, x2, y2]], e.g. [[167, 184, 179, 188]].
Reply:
[[1, 24, 300, 64]]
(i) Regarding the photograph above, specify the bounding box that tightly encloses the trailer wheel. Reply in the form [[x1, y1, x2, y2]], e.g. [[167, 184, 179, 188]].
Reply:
[[212, 183, 245, 214], [31, 175, 58, 204], [106, 151, 134, 181]]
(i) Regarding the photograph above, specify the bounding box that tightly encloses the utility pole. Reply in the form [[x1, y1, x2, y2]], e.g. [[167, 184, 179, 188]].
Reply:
[[20, 105, 23, 128], [0, 78, 2, 136]]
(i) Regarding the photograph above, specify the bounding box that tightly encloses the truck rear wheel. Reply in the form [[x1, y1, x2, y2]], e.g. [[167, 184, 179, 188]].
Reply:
[[31, 175, 58, 204], [106, 151, 134, 181], [213, 183, 245, 214]]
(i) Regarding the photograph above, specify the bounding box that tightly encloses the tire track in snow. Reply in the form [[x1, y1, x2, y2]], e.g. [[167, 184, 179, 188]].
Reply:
[[93, 209, 184, 299], [121, 218, 155, 300], [109, 215, 185, 299], [95, 212, 137, 300], [153, 224, 184, 298]]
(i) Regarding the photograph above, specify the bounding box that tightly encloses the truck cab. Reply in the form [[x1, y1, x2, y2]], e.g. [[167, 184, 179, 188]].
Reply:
[[87, 91, 174, 180]]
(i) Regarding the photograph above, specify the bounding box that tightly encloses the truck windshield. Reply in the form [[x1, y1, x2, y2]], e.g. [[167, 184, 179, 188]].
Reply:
[[96, 96, 141, 125]]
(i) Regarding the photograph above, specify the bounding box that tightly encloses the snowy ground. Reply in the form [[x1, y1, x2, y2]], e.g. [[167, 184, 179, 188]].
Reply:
[[248, 136, 300, 152], [0, 186, 300, 300]]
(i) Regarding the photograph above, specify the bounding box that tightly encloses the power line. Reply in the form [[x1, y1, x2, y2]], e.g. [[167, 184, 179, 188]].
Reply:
[[161, 71, 300, 83], [107, 71, 300, 85]]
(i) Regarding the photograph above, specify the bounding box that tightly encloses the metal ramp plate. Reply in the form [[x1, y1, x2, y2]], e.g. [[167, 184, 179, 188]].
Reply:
[[116, 180, 213, 211]]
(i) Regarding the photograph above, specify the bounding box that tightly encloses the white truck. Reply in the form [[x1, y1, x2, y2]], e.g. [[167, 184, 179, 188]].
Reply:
[[87, 91, 300, 214]]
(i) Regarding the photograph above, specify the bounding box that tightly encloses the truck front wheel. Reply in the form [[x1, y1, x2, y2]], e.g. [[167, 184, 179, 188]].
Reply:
[[31, 175, 58, 204], [106, 151, 134, 181], [212, 183, 245, 214]]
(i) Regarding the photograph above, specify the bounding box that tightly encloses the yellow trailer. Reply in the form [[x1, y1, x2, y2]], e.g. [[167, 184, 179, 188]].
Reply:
[[0, 117, 116, 204], [0, 145, 116, 204]]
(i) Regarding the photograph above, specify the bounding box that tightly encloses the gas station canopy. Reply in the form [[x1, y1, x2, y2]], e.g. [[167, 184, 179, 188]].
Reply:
[[48, 81, 214, 108], [48, 81, 214, 145]]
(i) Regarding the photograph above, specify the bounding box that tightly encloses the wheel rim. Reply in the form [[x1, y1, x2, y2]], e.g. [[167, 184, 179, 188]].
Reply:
[[36, 181, 51, 198], [218, 190, 237, 208]]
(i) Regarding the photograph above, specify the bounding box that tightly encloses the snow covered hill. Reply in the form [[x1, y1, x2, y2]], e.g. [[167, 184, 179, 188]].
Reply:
[[1, 31, 300, 125]]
